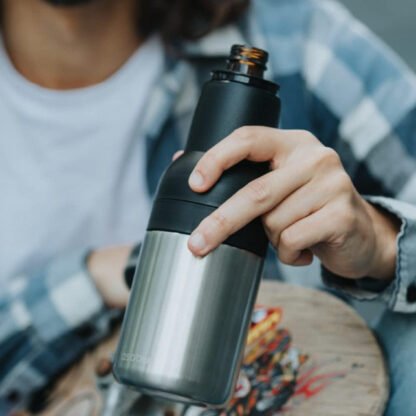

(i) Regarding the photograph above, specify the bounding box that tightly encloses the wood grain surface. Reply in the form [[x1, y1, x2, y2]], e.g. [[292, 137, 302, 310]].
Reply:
[[40, 281, 389, 416]]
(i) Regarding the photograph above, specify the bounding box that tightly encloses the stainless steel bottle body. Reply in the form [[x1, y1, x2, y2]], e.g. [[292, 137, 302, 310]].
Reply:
[[113, 231, 264, 406]]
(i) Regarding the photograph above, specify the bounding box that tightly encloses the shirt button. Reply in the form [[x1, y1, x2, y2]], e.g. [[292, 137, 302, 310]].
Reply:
[[406, 284, 416, 303]]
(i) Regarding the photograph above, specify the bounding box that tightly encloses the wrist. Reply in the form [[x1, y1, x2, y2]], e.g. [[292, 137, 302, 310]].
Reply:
[[365, 201, 400, 281], [87, 246, 132, 308]]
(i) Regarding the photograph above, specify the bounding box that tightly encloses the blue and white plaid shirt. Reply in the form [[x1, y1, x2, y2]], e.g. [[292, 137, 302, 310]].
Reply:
[[2, 0, 416, 412]]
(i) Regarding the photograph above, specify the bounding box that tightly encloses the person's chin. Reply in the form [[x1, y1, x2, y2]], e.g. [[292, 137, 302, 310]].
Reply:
[[43, 0, 96, 6]]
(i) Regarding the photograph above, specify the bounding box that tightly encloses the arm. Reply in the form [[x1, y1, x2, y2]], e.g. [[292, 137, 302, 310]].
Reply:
[[0, 246, 131, 413], [185, 1, 416, 312], [300, 1, 416, 312]]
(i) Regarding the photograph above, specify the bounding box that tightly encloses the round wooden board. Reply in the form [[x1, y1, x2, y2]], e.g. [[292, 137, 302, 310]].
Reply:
[[41, 281, 389, 416], [257, 281, 389, 416]]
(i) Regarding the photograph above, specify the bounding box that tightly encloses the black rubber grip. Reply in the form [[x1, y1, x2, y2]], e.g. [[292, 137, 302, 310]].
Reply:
[[148, 199, 268, 257]]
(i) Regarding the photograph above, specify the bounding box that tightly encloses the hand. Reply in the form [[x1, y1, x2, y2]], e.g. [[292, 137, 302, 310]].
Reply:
[[87, 245, 132, 308], [186, 127, 400, 281]]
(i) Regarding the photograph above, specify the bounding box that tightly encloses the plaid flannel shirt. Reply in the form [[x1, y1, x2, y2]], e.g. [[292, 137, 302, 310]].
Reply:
[[2, 0, 416, 412]]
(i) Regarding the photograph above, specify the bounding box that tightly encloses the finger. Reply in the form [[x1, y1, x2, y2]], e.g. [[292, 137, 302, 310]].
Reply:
[[172, 150, 184, 161], [188, 127, 298, 192], [277, 244, 314, 266], [188, 164, 311, 256], [293, 250, 314, 266], [277, 207, 334, 265], [263, 177, 335, 246]]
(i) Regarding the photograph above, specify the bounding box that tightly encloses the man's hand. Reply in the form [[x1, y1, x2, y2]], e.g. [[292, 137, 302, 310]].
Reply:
[[186, 127, 400, 281], [87, 246, 132, 308]]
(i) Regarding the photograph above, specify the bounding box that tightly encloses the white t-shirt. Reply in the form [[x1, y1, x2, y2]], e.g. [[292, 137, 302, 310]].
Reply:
[[0, 35, 163, 283]]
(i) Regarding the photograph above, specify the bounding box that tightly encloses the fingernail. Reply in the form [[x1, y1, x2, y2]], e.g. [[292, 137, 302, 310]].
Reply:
[[189, 232, 207, 252], [172, 150, 184, 161], [189, 171, 204, 188]]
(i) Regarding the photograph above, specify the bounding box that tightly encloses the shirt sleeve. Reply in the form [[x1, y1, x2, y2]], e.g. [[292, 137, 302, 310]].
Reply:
[[299, 1, 416, 312], [0, 250, 121, 414]]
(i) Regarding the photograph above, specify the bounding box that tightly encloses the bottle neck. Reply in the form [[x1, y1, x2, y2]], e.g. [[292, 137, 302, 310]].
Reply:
[[227, 45, 268, 78], [185, 76, 280, 153]]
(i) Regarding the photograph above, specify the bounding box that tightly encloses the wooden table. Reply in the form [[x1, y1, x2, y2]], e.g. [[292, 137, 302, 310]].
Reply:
[[42, 281, 388, 416], [257, 281, 388, 416]]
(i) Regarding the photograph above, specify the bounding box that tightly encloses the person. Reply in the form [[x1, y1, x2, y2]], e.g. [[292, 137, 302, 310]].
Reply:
[[0, 0, 415, 414]]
